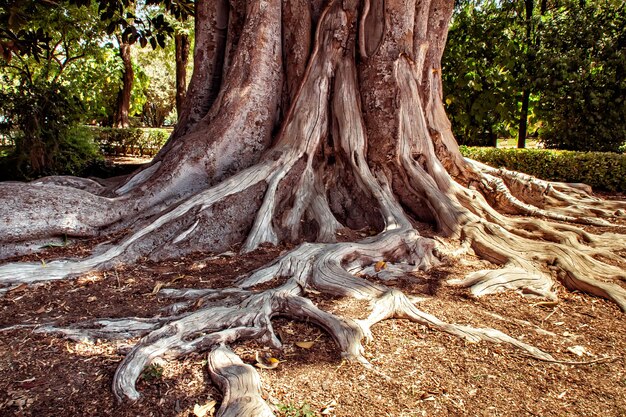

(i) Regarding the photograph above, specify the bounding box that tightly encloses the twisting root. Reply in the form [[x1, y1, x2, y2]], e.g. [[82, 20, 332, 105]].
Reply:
[[104, 227, 556, 404], [468, 159, 626, 222], [208, 345, 275, 417]]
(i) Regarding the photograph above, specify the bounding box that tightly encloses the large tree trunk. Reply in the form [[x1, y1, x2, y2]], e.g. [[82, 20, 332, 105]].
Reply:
[[113, 39, 133, 128], [1, 0, 625, 414]]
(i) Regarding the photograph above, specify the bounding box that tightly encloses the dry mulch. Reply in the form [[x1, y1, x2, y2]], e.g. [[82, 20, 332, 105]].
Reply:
[[1, 221, 625, 416]]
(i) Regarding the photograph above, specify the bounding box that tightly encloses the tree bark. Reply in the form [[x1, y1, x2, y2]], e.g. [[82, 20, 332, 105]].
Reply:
[[174, 33, 190, 117], [113, 39, 133, 128], [0, 0, 625, 414]]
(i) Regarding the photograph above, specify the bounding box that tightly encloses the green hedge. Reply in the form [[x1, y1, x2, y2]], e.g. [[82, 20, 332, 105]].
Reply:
[[460, 146, 626, 192], [91, 127, 171, 157]]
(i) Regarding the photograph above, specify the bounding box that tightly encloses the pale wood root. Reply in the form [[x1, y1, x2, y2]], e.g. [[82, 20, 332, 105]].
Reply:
[[208, 345, 275, 417]]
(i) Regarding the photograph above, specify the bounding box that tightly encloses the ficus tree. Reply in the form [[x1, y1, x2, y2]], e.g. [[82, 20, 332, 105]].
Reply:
[[0, 0, 625, 415]]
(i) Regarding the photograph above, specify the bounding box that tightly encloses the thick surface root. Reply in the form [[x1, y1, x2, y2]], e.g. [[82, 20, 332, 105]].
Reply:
[[208, 345, 275, 417], [95, 232, 553, 404]]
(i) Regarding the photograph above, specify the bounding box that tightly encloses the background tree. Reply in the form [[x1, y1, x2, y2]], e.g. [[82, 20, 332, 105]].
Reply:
[[534, 0, 626, 152], [0, 2, 105, 177], [443, 1, 522, 146], [0, 1, 625, 415], [444, 0, 625, 151], [173, 21, 191, 116], [133, 38, 178, 126]]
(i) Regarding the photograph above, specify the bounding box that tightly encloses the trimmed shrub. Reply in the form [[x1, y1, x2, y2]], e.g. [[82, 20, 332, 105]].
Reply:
[[460, 146, 626, 192], [91, 127, 170, 156]]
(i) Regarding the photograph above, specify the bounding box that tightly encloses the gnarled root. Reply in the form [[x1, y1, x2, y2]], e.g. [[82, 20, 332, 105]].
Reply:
[[105, 230, 555, 407], [208, 345, 275, 417]]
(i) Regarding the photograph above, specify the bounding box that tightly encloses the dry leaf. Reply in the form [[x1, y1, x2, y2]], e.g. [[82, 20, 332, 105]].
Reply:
[[193, 400, 217, 417], [151, 281, 164, 295], [295, 341, 315, 349], [567, 345, 588, 357], [77, 274, 103, 285], [255, 352, 281, 369], [321, 399, 337, 415], [374, 261, 387, 272], [8, 283, 28, 294]]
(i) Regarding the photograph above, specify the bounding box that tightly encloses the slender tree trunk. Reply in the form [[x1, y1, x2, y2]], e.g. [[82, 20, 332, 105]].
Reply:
[[518, 87, 530, 148], [175, 33, 190, 117], [113, 39, 133, 128]]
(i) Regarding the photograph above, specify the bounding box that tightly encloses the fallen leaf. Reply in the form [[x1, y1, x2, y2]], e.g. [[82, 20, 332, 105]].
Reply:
[[193, 400, 217, 417], [374, 260, 387, 272], [567, 345, 588, 357], [151, 281, 164, 295], [295, 341, 315, 349], [321, 399, 337, 415], [255, 352, 281, 369], [8, 283, 28, 294], [77, 274, 103, 285]]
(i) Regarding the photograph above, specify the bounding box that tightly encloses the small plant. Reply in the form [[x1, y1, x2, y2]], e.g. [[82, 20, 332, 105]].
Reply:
[[141, 363, 164, 382], [276, 402, 316, 417]]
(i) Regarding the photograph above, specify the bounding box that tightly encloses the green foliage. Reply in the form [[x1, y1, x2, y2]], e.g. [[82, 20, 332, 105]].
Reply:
[[141, 363, 164, 382], [443, 1, 525, 146], [93, 127, 170, 156], [460, 146, 626, 191], [132, 40, 177, 127], [534, 2, 626, 152], [0, 81, 102, 180], [1, 0, 193, 61], [276, 402, 316, 417], [63, 44, 125, 124], [444, 1, 626, 152]]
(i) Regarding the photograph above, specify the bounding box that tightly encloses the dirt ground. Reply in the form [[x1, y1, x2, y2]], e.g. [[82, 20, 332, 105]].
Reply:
[[0, 212, 625, 416]]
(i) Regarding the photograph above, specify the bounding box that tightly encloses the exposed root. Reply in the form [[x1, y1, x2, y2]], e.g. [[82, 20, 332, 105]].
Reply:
[[468, 159, 626, 222], [451, 217, 626, 311], [208, 345, 275, 417]]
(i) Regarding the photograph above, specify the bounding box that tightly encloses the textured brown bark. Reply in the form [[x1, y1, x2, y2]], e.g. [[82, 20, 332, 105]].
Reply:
[[113, 39, 133, 128], [0, 0, 625, 414], [171, 0, 230, 140], [174, 33, 190, 116]]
